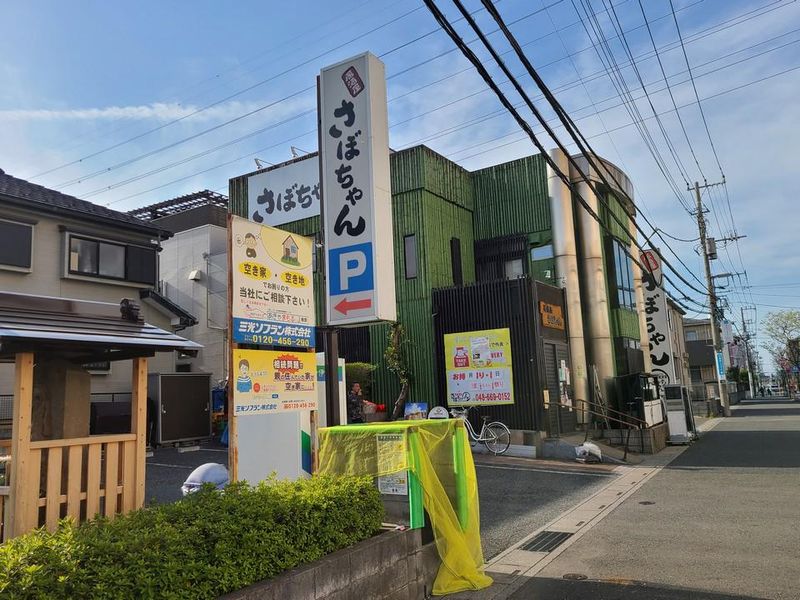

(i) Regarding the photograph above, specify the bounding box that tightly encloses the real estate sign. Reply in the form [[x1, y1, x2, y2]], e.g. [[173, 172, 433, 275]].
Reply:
[[319, 52, 396, 326], [230, 215, 315, 347], [640, 249, 676, 386], [444, 328, 515, 406], [247, 156, 320, 227], [233, 348, 317, 415]]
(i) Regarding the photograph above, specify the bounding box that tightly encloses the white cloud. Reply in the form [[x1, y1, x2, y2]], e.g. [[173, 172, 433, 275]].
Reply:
[[0, 99, 309, 123]]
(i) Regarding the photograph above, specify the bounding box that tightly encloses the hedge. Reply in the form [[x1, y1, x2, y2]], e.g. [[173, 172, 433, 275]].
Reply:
[[0, 476, 383, 599]]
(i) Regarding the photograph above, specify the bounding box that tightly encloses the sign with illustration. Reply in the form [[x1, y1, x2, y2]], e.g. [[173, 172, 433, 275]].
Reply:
[[230, 215, 315, 347], [444, 328, 514, 406], [640, 249, 676, 387], [232, 348, 317, 415], [247, 156, 320, 227], [320, 52, 396, 326]]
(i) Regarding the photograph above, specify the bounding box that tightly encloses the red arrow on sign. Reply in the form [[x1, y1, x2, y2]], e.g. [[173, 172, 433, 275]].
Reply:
[[334, 297, 372, 315]]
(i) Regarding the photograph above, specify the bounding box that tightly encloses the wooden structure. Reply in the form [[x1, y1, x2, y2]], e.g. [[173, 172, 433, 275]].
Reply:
[[0, 292, 199, 540]]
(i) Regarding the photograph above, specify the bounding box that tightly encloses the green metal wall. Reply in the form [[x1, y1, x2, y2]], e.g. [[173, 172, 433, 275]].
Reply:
[[472, 154, 550, 240]]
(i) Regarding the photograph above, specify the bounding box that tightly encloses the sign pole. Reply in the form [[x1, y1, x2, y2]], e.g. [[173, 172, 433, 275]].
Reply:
[[227, 213, 239, 482]]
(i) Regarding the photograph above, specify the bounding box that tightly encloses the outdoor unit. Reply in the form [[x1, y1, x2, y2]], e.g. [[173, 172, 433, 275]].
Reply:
[[148, 373, 212, 445], [664, 384, 695, 444]]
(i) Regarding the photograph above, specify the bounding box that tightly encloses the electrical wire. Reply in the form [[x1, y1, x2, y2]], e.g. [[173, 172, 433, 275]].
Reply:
[[424, 0, 709, 306], [669, 0, 725, 178], [472, 0, 711, 296]]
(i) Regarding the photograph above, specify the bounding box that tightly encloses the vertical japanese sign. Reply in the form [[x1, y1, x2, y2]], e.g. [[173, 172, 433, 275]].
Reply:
[[444, 328, 514, 406], [231, 215, 315, 347], [232, 348, 317, 415], [320, 52, 396, 325], [640, 249, 676, 387], [247, 156, 320, 227]]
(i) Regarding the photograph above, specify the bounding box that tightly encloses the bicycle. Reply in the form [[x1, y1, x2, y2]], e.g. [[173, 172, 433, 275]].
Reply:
[[449, 406, 511, 455]]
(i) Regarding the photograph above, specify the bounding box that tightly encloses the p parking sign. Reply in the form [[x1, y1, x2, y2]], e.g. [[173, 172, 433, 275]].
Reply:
[[320, 52, 396, 326]]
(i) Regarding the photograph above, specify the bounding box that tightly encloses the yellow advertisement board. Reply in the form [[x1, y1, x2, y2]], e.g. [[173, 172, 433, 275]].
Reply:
[[444, 328, 514, 406], [233, 348, 317, 415], [230, 215, 315, 347]]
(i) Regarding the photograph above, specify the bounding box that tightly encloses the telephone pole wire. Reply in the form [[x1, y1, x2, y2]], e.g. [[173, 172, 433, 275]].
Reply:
[[695, 180, 731, 416]]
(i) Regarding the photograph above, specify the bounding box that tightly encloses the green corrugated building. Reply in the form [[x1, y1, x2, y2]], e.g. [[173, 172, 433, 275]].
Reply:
[[229, 144, 650, 431]]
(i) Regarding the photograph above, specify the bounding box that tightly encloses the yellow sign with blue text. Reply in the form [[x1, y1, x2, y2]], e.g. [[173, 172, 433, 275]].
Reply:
[[444, 328, 514, 406], [233, 349, 317, 415], [230, 215, 315, 347]]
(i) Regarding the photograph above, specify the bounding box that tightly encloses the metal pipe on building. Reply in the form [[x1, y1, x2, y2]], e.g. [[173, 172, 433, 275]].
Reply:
[[629, 215, 652, 373], [547, 148, 588, 422], [574, 178, 615, 397]]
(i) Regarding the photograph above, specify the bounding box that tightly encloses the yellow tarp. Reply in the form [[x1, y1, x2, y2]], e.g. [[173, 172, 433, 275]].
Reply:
[[317, 419, 492, 596]]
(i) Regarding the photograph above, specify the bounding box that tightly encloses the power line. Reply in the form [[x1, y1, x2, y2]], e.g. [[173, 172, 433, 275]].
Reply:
[[31, 4, 427, 181], [669, 0, 725, 178], [105, 5, 800, 212], [473, 0, 709, 297], [425, 0, 709, 305], [638, 0, 708, 181], [571, 0, 691, 209]]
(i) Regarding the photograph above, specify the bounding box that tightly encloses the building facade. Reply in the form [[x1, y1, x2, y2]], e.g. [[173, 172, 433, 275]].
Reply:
[[129, 191, 229, 384], [666, 296, 691, 387], [228, 145, 651, 433], [0, 168, 193, 400]]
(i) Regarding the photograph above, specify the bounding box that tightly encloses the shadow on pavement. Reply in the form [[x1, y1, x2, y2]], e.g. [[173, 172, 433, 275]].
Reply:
[[665, 430, 800, 469], [509, 577, 769, 599]]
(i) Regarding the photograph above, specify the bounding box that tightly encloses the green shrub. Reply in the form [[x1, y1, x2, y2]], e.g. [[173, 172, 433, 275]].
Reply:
[[345, 362, 377, 400], [0, 476, 383, 599]]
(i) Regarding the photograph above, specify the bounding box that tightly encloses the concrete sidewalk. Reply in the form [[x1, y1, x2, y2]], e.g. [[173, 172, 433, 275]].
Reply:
[[497, 398, 800, 600]]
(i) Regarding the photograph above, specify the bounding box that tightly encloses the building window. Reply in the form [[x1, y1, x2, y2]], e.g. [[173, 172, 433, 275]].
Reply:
[[609, 238, 635, 310], [686, 330, 698, 342], [504, 258, 524, 279], [70, 236, 126, 279], [531, 244, 554, 261], [404, 234, 417, 279], [450, 237, 462, 286], [0, 218, 34, 270], [67, 234, 157, 285]]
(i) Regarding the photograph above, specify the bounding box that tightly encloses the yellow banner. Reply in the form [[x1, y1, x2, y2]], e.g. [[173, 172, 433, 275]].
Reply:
[[233, 349, 317, 415], [444, 328, 514, 406]]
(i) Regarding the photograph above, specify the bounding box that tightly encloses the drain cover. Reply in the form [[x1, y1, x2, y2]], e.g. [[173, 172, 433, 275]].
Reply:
[[521, 530, 573, 552], [563, 573, 588, 580], [639, 500, 656, 505]]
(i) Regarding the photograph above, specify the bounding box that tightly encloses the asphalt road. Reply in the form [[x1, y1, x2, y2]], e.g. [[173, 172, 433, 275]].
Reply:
[[474, 461, 617, 560], [526, 397, 800, 600]]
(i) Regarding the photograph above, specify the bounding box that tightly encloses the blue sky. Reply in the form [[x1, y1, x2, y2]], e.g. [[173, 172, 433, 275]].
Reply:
[[1, 0, 799, 363]]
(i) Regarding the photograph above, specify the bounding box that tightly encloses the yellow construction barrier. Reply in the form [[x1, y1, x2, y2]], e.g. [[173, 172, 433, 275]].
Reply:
[[318, 419, 492, 595]]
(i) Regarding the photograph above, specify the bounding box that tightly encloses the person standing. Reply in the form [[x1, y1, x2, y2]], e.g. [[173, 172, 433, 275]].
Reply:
[[347, 382, 365, 424]]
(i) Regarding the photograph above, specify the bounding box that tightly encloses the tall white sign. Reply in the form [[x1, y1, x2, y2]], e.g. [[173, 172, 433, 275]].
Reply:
[[320, 52, 396, 325], [247, 156, 320, 227], [640, 249, 676, 386]]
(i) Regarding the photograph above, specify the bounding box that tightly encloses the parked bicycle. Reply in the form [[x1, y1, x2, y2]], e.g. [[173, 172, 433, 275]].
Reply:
[[449, 406, 511, 455]]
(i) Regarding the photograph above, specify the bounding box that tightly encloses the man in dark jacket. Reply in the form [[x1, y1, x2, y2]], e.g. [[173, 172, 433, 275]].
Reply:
[[347, 382, 365, 424]]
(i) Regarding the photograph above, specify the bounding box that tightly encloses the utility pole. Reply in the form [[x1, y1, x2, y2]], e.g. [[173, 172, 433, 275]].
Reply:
[[694, 181, 731, 417], [740, 306, 756, 399]]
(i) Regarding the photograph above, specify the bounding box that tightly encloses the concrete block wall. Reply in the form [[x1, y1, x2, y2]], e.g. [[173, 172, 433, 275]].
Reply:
[[220, 529, 440, 600]]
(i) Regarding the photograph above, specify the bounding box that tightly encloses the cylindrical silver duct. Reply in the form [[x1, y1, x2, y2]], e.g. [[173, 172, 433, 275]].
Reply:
[[629, 215, 652, 372], [547, 148, 588, 423], [575, 179, 615, 395]]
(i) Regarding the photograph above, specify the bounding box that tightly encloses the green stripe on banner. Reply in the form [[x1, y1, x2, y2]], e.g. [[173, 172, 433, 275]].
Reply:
[[301, 430, 312, 474]]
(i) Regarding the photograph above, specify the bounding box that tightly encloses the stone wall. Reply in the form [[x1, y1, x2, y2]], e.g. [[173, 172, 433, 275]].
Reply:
[[220, 528, 440, 600]]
